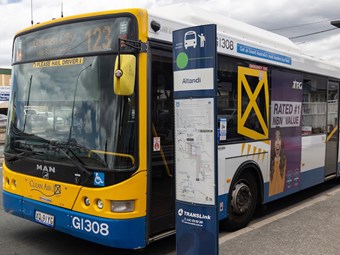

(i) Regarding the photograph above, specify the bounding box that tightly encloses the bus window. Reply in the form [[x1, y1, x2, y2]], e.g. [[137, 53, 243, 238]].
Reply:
[[217, 57, 238, 141], [217, 56, 269, 142], [302, 74, 327, 135]]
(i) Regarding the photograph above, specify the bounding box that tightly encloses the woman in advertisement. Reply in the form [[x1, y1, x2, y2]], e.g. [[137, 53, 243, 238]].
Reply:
[[269, 126, 287, 196]]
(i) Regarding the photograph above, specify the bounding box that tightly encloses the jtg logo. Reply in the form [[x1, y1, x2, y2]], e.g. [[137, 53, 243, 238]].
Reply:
[[292, 80, 302, 90], [72, 216, 109, 236]]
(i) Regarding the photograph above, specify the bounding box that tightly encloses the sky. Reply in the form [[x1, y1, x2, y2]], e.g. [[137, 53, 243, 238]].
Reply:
[[1, 0, 340, 68]]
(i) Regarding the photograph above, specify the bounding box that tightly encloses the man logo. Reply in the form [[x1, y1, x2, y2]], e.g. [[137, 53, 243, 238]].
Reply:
[[37, 164, 56, 179], [42, 170, 49, 179], [37, 164, 56, 173]]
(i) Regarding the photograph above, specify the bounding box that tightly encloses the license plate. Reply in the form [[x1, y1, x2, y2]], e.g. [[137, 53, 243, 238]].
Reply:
[[35, 210, 55, 227]]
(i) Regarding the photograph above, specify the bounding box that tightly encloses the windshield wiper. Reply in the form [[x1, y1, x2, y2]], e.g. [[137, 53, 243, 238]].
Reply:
[[36, 140, 93, 185], [55, 139, 108, 169], [55, 144, 92, 184], [5, 150, 36, 163], [5, 137, 47, 162], [7, 135, 93, 185]]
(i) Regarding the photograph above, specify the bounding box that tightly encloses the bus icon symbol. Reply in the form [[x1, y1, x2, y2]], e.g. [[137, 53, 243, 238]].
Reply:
[[184, 31, 197, 49]]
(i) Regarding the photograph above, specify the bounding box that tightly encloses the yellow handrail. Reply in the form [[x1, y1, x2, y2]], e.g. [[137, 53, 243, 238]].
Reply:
[[89, 150, 135, 165], [326, 125, 338, 142]]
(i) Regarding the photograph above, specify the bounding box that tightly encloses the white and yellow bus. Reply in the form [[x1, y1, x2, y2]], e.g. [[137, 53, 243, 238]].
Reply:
[[3, 4, 340, 249]]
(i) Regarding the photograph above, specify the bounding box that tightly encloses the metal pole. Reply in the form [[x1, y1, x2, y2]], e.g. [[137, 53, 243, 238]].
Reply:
[[30, 0, 33, 25]]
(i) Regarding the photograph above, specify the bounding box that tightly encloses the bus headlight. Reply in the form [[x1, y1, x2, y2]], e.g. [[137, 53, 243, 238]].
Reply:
[[84, 197, 91, 206], [96, 199, 104, 209], [110, 200, 134, 213]]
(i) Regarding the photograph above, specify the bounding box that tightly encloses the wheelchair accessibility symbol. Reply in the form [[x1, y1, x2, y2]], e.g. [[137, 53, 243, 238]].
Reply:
[[94, 172, 105, 187]]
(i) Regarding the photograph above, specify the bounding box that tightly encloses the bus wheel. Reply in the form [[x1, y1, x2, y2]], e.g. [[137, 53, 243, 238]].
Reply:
[[223, 171, 258, 231]]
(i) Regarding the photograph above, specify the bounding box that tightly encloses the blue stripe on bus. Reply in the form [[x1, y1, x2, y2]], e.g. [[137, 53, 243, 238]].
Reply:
[[300, 167, 325, 190], [263, 167, 325, 203], [3, 191, 23, 217], [212, 167, 325, 219], [2, 191, 146, 249]]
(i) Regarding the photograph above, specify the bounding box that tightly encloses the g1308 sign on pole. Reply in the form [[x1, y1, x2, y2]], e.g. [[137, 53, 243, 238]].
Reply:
[[173, 24, 218, 255]]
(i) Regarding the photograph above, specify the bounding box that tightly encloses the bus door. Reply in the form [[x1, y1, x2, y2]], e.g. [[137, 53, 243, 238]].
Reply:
[[149, 45, 175, 236], [324, 81, 339, 178]]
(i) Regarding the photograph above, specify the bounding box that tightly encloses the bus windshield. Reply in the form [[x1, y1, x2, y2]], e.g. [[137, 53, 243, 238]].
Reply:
[[5, 55, 137, 171]]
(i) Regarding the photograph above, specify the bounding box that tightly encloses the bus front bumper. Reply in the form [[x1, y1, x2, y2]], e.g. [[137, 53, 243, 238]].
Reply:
[[3, 191, 146, 249]]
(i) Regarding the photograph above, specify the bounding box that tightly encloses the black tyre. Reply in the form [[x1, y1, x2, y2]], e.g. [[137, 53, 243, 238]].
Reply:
[[222, 171, 258, 231]]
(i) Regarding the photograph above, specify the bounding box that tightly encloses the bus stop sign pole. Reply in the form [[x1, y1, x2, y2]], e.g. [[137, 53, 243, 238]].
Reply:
[[173, 24, 218, 255]]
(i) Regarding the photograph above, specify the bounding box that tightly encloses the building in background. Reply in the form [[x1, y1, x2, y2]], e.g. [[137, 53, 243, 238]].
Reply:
[[0, 68, 11, 115]]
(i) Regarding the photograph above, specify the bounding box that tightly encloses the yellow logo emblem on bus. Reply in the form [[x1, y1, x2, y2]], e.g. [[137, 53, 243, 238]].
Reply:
[[237, 66, 269, 140]]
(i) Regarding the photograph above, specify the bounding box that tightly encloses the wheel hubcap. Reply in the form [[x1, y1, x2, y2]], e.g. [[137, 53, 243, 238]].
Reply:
[[231, 182, 252, 215]]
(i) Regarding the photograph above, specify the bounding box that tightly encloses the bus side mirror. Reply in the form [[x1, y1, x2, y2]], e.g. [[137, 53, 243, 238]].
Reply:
[[113, 54, 136, 96]]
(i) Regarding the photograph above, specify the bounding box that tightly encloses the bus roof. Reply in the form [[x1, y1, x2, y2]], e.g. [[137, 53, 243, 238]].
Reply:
[[148, 3, 299, 54], [148, 4, 340, 78]]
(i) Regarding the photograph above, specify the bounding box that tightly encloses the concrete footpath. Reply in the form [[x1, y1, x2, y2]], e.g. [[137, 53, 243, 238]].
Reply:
[[218, 186, 340, 255], [167, 185, 340, 255]]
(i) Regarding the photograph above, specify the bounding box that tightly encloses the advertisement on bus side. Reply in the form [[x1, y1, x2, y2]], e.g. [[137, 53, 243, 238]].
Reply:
[[269, 69, 303, 197]]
